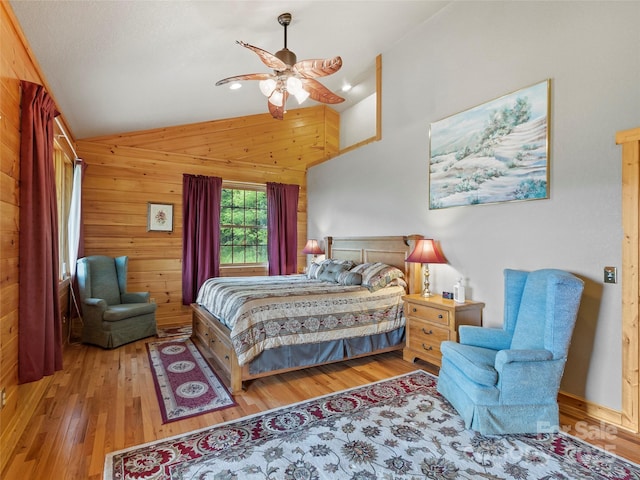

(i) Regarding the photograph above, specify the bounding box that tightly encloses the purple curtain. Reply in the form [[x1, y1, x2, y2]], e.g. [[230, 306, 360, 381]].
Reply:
[[182, 174, 222, 304], [18, 80, 63, 383], [267, 182, 299, 275]]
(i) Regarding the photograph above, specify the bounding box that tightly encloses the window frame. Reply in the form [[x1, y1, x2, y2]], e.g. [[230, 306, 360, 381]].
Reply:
[[220, 181, 268, 267], [53, 142, 73, 281]]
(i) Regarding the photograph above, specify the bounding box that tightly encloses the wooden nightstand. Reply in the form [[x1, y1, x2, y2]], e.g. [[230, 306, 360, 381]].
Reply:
[[402, 294, 484, 367]]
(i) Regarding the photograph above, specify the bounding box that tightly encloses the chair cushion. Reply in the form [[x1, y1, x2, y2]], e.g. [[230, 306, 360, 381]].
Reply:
[[87, 256, 122, 305], [510, 270, 549, 350], [103, 302, 156, 322], [440, 341, 499, 387]]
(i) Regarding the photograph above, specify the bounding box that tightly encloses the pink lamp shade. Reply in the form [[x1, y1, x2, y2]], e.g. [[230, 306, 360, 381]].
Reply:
[[302, 239, 324, 255], [406, 239, 446, 264]]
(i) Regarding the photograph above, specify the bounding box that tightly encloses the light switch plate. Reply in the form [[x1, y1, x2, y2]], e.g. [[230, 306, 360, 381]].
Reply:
[[604, 266, 617, 284]]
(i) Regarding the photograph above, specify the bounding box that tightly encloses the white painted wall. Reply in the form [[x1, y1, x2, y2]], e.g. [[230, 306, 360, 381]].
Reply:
[[307, 1, 640, 410], [340, 92, 376, 149]]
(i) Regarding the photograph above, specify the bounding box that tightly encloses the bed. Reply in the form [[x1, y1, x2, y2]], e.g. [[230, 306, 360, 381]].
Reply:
[[191, 235, 423, 393]]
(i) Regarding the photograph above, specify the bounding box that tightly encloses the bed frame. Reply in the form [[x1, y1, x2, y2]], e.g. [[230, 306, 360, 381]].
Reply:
[[191, 235, 423, 393]]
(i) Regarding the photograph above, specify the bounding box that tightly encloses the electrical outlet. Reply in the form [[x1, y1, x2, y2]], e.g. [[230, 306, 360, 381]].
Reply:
[[604, 266, 617, 284]]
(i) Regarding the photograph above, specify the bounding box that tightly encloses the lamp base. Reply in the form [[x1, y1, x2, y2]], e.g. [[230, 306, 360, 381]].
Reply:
[[421, 265, 433, 297]]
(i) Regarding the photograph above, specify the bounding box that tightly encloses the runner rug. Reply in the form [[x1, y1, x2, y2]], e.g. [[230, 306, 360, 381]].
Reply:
[[146, 338, 235, 424], [105, 370, 640, 479]]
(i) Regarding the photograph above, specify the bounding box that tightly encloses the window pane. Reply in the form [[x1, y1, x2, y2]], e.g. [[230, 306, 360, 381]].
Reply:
[[220, 187, 268, 266], [245, 190, 257, 206], [220, 227, 233, 244], [220, 206, 232, 225], [231, 209, 244, 226], [245, 209, 257, 226], [232, 189, 245, 206], [232, 245, 245, 263], [232, 227, 245, 244], [221, 189, 233, 207], [257, 192, 267, 209], [220, 246, 233, 264]]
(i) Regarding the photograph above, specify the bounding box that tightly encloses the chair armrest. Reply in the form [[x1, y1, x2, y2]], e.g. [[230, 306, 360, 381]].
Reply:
[[495, 349, 553, 372], [121, 292, 150, 303], [84, 298, 107, 309], [459, 325, 512, 350]]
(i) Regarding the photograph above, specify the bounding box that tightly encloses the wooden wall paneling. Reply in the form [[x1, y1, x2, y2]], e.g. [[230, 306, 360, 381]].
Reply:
[[76, 106, 330, 327], [83, 106, 335, 170], [617, 126, 640, 433], [0, 1, 64, 471]]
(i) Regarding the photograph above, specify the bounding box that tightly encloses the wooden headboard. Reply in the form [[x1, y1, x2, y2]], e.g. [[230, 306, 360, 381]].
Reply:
[[325, 235, 423, 294]]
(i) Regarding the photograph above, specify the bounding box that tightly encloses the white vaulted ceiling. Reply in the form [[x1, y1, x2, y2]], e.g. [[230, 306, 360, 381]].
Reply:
[[10, 0, 448, 139]]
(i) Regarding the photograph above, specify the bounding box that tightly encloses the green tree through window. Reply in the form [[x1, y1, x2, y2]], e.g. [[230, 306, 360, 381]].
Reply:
[[220, 187, 268, 264]]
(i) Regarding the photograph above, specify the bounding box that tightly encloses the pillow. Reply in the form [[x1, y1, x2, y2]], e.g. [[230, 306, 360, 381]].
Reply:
[[336, 270, 363, 286], [350, 262, 405, 292], [309, 259, 355, 279], [318, 261, 352, 282], [306, 262, 323, 279]]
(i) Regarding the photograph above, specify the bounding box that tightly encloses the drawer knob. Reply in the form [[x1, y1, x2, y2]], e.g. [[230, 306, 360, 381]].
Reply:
[[438, 314, 443, 319], [412, 307, 417, 313], [422, 344, 433, 351], [422, 328, 433, 335], [225, 355, 230, 360]]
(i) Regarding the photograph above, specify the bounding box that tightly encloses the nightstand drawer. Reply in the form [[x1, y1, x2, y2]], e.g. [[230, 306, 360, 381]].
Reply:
[[406, 303, 450, 326], [407, 320, 450, 356]]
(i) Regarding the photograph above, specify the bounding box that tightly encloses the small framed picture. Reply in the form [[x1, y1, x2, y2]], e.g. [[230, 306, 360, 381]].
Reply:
[[147, 203, 173, 232]]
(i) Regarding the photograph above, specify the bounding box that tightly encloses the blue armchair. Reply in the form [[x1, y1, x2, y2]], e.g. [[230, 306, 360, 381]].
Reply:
[[436, 269, 584, 435], [76, 255, 157, 348]]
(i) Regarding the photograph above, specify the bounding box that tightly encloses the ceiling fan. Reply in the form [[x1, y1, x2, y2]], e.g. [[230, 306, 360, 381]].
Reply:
[[215, 12, 345, 120]]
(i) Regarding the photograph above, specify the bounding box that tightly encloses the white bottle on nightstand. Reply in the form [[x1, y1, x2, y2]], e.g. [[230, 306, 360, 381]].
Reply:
[[453, 278, 466, 303]]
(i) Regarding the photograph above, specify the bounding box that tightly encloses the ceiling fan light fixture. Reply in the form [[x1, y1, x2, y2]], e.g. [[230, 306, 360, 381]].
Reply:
[[293, 88, 310, 104], [215, 12, 344, 119], [286, 75, 302, 93], [269, 89, 284, 107], [259, 79, 277, 97]]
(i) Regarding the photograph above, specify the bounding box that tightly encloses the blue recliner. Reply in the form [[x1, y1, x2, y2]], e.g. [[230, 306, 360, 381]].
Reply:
[[437, 268, 584, 435], [76, 255, 157, 348]]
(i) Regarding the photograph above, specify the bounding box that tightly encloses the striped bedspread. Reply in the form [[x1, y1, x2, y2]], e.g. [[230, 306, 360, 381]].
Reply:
[[196, 275, 406, 366]]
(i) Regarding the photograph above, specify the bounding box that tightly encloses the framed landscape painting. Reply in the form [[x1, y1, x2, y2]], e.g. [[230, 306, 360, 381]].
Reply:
[[429, 79, 550, 209]]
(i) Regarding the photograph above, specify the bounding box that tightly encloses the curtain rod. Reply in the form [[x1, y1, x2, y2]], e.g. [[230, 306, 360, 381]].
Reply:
[[54, 116, 78, 160]]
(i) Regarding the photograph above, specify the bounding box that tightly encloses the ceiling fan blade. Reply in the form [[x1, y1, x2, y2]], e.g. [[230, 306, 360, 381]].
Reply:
[[215, 73, 274, 86], [237, 41, 288, 71], [294, 56, 343, 78], [267, 91, 289, 120], [300, 78, 345, 104]]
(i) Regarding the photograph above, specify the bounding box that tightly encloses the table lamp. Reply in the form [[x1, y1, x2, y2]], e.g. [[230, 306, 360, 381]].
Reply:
[[302, 239, 324, 262], [406, 239, 447, 297]]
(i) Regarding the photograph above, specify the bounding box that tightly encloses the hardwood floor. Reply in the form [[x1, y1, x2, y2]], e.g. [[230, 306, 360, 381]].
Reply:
[[2, 336, 639, 479]]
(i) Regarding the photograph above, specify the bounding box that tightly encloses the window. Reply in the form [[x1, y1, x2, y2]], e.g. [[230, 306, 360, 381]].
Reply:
[[54, 146, 73, 280], [220, 184, 268, 265]]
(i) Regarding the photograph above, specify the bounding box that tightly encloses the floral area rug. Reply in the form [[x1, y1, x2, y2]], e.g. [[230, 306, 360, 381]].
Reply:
[[146, 338, 235, 423], [104, 370, 640, 479]]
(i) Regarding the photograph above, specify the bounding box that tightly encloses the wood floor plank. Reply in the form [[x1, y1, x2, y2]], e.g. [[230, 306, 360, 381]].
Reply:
[[2, 335, 639, 479]]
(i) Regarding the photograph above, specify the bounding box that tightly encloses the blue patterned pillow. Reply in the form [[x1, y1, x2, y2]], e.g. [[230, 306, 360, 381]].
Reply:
[[336, 270, 363, 286], [351, 262, 405, 292]]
